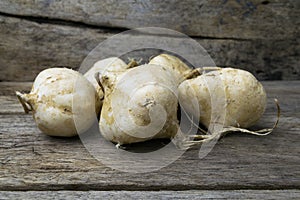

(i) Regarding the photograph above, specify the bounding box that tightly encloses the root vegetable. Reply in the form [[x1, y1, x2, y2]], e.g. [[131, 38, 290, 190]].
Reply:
[[178, 67, 267, 128], [149, 54, 199, 83], [99, 64, 179, 145], [16, 68, 100, 137], [84, 57, 128, 108], [177, 67, 280, 149]]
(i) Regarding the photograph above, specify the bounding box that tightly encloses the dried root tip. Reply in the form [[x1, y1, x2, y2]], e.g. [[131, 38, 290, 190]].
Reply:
[[115, 143, 126, 150], [202, 66, 222, 72], [223, 98, 280, 136], [94, 72, 105, 99], [16, 91, 32, 113], [127, 58, 142, 68], [173, 132, 219, 150], [182, 69, 201, 80], [181, 67, 222, 82], [177, 132, 222, 150], [273, 98, 280, 128], [188, 134, 211, 140], [148, 55, 156, 62], [176, 98, 281, 149]]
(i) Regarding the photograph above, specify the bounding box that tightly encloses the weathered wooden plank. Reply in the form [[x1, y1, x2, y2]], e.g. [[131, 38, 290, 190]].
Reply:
[[0, 82, 32, 114], [0, 82, 32, 96], [0, 81, 299, 190], [0, 0, 298, 40], [0, 81, 298, 114], [0, 190, 300, 200], [0, 96, 24, 114], [0, 16, 299, 81], [0, 16, 111, 82]]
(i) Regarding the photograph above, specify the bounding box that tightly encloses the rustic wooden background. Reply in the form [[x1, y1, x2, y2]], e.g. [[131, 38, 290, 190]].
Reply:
[[0, 81, 299, 199], [0, 0, 299, 81], [0, 1, 300, 199]]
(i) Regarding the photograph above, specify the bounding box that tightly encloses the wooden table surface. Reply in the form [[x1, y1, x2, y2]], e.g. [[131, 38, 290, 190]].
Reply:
[[0, 81, 299, 199]]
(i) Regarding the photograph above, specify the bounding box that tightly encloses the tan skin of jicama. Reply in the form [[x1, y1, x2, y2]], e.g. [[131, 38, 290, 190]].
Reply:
[[98, 64, 179, 146], [16, 68, 100, 137], [15, 55, 279, 149], [150, 54, 279, 148]]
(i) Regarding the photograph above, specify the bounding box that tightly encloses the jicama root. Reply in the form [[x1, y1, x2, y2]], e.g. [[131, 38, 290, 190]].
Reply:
[[84, 57, 128, 110], [16, 68, 100, 137], [99, 64, 179, 145], [177, 67, 280, 149]]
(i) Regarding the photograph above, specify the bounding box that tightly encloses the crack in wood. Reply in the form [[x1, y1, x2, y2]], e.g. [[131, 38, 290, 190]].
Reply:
[[0, 11, 128, 33], [0, 11, 254, 41]]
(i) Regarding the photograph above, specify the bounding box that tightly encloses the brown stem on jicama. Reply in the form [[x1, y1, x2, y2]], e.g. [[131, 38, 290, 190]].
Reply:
[[176, 98, 280, 150], [181, 67, 222, 81], [127, 58, 142, 68], [94, 72, 105, 100], [15, 91, 32, 113], [202, 66, 222, 71], [182, 69, 201, 81]]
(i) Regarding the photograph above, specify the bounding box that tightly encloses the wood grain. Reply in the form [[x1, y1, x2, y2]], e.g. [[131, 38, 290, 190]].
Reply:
[[0, 190, 299, 200], [0, 0, 299, 197], [0, 81, 299, 191], [0, 16, 299, 81], [0, 0, 298, 40], [0, 82, 32, 96]]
